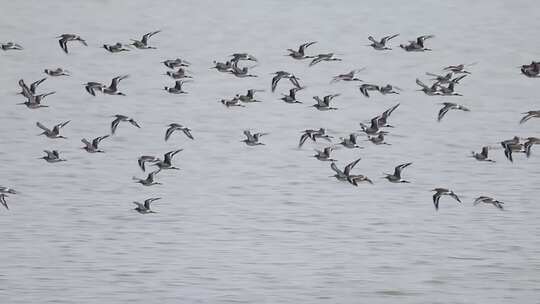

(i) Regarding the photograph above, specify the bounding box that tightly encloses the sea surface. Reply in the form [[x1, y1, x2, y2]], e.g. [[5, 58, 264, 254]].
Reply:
[[1, 1, 540, 303]]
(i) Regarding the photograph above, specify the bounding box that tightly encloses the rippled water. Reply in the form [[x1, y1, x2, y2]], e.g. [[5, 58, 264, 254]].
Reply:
[[1, 1, 540, 303]]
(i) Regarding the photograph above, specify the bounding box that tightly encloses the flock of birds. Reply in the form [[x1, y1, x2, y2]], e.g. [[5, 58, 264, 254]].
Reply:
[[1, 31, 539, 214]]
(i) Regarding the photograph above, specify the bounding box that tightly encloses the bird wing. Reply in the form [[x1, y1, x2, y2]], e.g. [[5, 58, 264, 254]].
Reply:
[[111, 117, 121, 134], [36, 122, 50, 132], [344, 158, 361, 176], [415, 78, 429, 89], [330, 162, 343, 175], [437, 104, 454, 122], [182, 128, 194, 139], [382, 33, 399, 44]]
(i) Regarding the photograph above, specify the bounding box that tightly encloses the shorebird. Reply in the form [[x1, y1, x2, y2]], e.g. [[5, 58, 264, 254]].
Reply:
[[242, 130, 267, 146], [221, 97, 244, 107], [368, 34, 399, 50], [368, 133, 390, 145], [36, 120, 70, 139], [212, 60, 233, 72], [426, 72, 453, 84], [436, 78, 465, 96], [41, 150, 66, 163], [359, 84, 380, 97], [384, 162, 412, 183], [524, 137, 540, 157], [330, 158, 361, 181], [287, 41, 317, 59], [164, 80, 190, 94], [331, 68, 365, 83], [165, 123, 194, 141], [19, 78, 47, 96], [81, 135, 109, 153], [0, 186, 17, 195], [338, 133, 362, 148], [359, 117, 387, 135], [133, 169, 161, 186], [153, 149, 183, 170], [309, 53, 342, 67], [18, 92, 55, 109], [416, 78, 440, 95], [271, 71, 302, 92], [133, 198, 161, 214], [163, 58, 190, 69], [400, 35, 434, 51], [230, 53, 258, 62], [378, 84, 400, 95], [501, 136, 523, 162], [57, 34, 87, 54], [375, 103, 400, 127], [111, 115, 140, 134], [131, 30, 161, 49], [348, 174, 373, 186], [44, 68, 70, 76], [521, 61, 540, 77], [312, 94, 339, 111], [432, 188, 461, 211], [281, 87, 303, 104], [84, 82, 106, 96], [443, 64, 474, 74], [471, 146, 495, 162], [313, 146, 336, 161], [299, 128, 332, 147], [520, 110, 540, 124], [138, 156, 160, 171], [165, 67, 192, 79], [437, 102, 470, 121], [103, 42, 130, 53], [1, 42, 23, 50], [229, 65, 257, 78], [103, 75, 129, 95], [237, 89, 263, 103], [473, 196, 504, 210], [0, 194, 8, 210]]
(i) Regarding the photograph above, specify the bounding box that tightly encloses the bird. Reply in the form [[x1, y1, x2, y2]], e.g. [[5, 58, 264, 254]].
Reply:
[[378, 84, 400, 95], [0, 194, 9, 210], [165, 67, 192, 79], [359, 84, 380, 97], [103, 42, 130, 53], [221, 97, 245, 108], [524, 137, 540, 157], [133, 169, 162, 186], [309, 53, 342, 67], [153, 149, 183, 170], [501, 136, 523, 162], [228, 65, 257, 78], [81, 135, 109, 153], [313, 146, 336, 161], [521, 61, 540, 78], [103, 75, 129, 95], [271, 71, 302, 92], [331, 68, 365, 83], [162, 58, 190, 69], [111, 115, 140, 134], [242, 130, 267, 146], [443, 64, 473, 74], [312, 94, 339, 111], [41, 150, 66, 163], [237, 89, 263, 103], [1, 42, 23, 50], [368, 34, 399, 50], [281, 87, 303, 103], [471, 146, 495, 162], [348, 174, 373, 186], [368, 133, 390, 145], [437, 102, 470, 122], [426, 72, 453, 84], [519, 110, 540, 124], [164, 80, 190, 94], [338, 133, 362, 148], [18, 92, 55, 109], [131, 30, 161, 49], [57, 34, 87, 54], [400, 35, 434, 51], [0, 186, 17, 195], [287, 41, 317, 59], [133, 198, 161, 214], [375, 103, 400, 128], [384, 162, 412, 183], [211, 60, 233, 72], [298, 128, 332, 147], [36, 120, 70, 139], [138, 156, 160, 171], [165, 123, 194, 141], [230, 53, 258, 62], [432, 188, 461, 211], [359, 117, 387, 135], [19, 78, 47, 96], [415, 79, 440, 96], [473, 196, 504, 210], [330, 158, 361, 181], [44, 68, 70, 76]]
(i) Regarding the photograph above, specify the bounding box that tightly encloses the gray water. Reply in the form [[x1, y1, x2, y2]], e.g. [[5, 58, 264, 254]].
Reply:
[[1, 1, 540, 303]]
